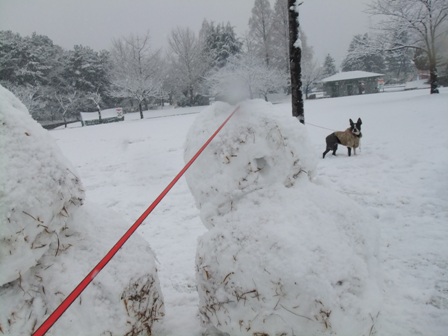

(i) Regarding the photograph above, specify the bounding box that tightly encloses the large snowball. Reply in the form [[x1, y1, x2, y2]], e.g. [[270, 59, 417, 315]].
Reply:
[[185, 100, 381, 336], [0, 85, 164, 335], [184, 100, 317, 229]]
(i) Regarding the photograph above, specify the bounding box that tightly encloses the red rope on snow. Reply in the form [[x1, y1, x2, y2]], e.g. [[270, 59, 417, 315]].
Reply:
[[33, 105, 240, 336]]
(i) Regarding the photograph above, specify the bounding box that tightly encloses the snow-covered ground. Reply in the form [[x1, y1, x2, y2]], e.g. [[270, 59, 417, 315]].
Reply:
[[19, 88, 448, 335]]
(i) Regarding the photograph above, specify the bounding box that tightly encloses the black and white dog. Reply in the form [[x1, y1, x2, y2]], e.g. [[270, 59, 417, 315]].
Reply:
[[323, 118, 362, 158]]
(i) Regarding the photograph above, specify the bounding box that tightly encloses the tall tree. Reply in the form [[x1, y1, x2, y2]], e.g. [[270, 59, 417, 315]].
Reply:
[[271, 0, 290, 76], [168, 27, 209, 106], [321, 54, 338, 79], [383, 30, 416, 83], [0, 31, 63, 87], [249, 0, 274, 66], [367, 0, 448, 93], [300, 30, 321, 98], [64, 45, 111, 94], [288, 0, 304, 123], [341, 33, 385, 73], [110, 32, 163, 119]]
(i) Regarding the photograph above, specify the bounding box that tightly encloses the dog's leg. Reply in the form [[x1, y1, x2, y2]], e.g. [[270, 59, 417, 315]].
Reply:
[[348, 147, 352, 156], [332, 143, 338, 156], [324, 133, 336, 158], [354, 148, 357, 155]]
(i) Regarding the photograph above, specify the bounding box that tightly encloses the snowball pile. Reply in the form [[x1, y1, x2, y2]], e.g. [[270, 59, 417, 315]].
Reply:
[[0, 85, 164, 335], [185, 100, 382, 336]]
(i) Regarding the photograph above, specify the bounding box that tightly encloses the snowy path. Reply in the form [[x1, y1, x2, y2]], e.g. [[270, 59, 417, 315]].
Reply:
[[52, 88, 448, 335]]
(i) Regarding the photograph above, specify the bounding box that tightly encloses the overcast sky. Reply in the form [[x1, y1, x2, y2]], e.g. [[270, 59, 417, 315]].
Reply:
[[0, 0, 374, 67]]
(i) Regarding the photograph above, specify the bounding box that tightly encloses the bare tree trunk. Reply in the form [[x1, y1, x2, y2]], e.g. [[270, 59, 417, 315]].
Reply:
[[430, 67, 439, 94], [139, 101, 144, 119], [189, 86, 194, 106], [288, 0, 304, 123], [429, 52, 439, 94]]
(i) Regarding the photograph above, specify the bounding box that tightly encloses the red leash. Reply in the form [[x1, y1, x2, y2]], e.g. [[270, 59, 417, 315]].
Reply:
[[33, 105, 239, 336]]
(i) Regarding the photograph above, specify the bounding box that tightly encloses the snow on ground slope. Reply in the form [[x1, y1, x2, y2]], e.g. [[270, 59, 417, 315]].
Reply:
[[0, 85, 164, 336], [50, 88, 448, 335]]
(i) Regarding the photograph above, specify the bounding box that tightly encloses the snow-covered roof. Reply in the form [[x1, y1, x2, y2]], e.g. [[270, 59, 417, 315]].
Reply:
[[321, 71, 384, 83]]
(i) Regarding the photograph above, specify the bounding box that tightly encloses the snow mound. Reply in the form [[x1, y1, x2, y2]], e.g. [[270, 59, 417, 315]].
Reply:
[[185, 100, 381, 336], [0, 85, 84, 285], [184, 100, 317, 229], [0, 85, 164, 335]]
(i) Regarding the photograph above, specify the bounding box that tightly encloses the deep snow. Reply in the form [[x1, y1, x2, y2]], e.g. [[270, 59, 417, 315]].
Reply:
[[2, 87, 447, 335], [0, 85, 164, 336]]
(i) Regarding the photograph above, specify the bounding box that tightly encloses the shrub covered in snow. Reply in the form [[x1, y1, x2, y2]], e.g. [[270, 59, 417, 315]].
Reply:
[[0, 85, 164, 335], [185, 100, 381, 336]]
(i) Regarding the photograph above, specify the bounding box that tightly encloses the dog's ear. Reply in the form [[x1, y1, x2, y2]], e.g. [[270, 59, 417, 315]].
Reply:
[[350, 118, 354, 125], [357, 118, 362, 125]]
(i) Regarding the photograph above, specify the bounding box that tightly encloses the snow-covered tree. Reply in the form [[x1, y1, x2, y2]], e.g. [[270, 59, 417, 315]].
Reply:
[[199, 20, 242, 70], [0, 31, 63, 87], [86, 91, 104, 122], [271, 0, 290, 76], [64, 45, 111, 95], [300, 30, 321, 98], [206, 52, 285, 103], [321, 54, 338, 79], [110, 32, 163, 119], [168, 27, 209, 106], [341, 33, 385, 73], [382, 30, 416, 83], [302, 59, 322, 99], [249, 0, 274, 66], [54, 90, 80, 127], [367, 0, 448, 93]]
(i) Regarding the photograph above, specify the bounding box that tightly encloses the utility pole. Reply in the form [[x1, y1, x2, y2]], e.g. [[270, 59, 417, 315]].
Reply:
[[288, 0, 304, 123]]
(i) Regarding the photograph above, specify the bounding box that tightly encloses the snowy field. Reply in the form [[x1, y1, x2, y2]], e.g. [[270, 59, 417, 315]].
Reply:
[[49, 88, 448, 335]]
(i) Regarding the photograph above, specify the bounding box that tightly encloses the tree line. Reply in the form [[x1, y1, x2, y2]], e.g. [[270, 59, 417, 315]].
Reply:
[[0, 0, 323, 123], [1, 0, 446, 124]]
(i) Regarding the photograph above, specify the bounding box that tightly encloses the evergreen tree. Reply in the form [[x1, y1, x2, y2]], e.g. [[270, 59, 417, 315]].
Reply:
[[200, 20, 242, 70], [321, 54, 337, 78], [341, 33, 385, 73], [63, 45, 111, 94], [0, 31, 63, 87]]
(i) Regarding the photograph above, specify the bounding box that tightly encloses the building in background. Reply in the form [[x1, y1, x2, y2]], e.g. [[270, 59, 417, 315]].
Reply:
[[321, 71, 384, 97]]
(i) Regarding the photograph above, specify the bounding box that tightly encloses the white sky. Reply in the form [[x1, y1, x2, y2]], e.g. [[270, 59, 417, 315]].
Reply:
[[0, 0, 374, 67]]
